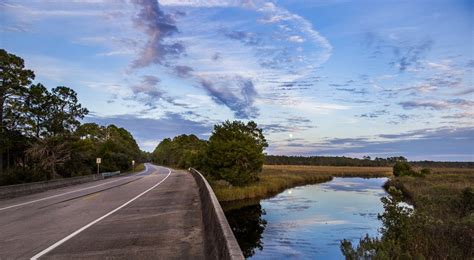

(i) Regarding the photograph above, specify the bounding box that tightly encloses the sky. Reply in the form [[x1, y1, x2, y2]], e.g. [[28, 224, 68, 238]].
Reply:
[[1, 0, 473, 161]]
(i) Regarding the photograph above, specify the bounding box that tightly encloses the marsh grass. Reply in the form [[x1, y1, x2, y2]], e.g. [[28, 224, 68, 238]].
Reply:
[[387, 168, 474, 215], [212, 165, 392, 202], [355, 167, 474, 258]]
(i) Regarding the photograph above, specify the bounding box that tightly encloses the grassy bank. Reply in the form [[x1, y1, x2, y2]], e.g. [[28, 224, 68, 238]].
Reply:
[[212, 165, 392, 202], [386, 167, 474, 215], [355, 167, 474, 258]]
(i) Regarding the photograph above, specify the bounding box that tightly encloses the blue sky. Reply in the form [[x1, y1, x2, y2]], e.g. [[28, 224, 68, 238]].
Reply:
[[1, 0, 473, 161]]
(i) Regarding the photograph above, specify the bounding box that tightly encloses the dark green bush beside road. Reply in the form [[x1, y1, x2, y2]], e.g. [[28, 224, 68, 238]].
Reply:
[[204, 121, 268, 186], [152, 120, 268, 186]]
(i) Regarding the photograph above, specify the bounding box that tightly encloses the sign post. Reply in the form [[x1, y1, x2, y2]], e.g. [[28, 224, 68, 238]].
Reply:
[[96, 158, 101, 176], [132, 160, 135, 172]]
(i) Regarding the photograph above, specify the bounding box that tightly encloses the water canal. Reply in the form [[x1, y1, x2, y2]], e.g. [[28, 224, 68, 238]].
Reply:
[[224, 177, 389, 259]]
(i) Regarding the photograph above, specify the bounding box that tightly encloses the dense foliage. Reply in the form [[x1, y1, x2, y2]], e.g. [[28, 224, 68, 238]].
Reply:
[[392, 161, 413, 176], [152, 121, 268, 186], [265, 155, 474, 168], [151, 134, 207, 169], [204, 121, 268, 186], [0, 49, 144, 185], [393, 161, 430, 177]]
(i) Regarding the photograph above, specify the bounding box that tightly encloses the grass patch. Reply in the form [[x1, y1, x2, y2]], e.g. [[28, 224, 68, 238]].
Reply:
[[212, 165, 392, 202]]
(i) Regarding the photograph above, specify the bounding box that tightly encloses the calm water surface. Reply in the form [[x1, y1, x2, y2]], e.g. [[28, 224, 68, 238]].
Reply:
[[224, 177, 389, 259]]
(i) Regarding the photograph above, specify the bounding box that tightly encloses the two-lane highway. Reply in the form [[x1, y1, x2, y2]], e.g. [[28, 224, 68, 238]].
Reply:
[[0, 163, 205, 259]]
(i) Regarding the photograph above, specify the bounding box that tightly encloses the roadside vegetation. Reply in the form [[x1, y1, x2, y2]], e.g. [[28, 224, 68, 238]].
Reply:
[[0, 49, 146, 185], [152, 120, 268, 187], [341, 163, 474, 259]]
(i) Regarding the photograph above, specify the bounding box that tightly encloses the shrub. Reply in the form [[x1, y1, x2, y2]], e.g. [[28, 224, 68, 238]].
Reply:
[[393, 161, 412, 177]]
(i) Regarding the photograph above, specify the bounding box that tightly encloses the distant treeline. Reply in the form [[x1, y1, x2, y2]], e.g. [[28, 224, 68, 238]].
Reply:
[[264, 155, 474, 168]]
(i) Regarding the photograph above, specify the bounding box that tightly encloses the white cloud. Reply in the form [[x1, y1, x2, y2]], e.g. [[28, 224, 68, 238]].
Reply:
[[288, 35, 305, 43]]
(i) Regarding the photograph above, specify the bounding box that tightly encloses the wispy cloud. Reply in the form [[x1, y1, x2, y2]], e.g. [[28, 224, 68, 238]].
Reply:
[[129, 75, 164, 107], [199, 76, 259, 118], [358, 110, 389, 118], [399, 99, 473, 110], [364, 32, 432, 72], [130, 0, 184, 68], [124, 0, 333, 118], [261, 116, 316, 134]]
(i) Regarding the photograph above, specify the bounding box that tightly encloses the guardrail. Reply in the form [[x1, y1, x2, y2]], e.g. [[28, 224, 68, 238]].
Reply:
[[101, 171, 121, 179], [188, 168, 244, 260], [0, 174, 103, 199]]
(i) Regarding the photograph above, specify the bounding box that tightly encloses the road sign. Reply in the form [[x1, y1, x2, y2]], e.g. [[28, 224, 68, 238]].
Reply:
[[96, 158, 101, 164], [132, 160, 135, 165]]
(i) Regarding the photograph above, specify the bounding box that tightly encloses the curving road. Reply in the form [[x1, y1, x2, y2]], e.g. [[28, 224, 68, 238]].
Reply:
[[0, 163, 206, 259]]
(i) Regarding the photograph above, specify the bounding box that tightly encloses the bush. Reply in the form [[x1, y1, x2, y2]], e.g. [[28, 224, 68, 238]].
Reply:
[[204, 121, 268, 186], [393, 161, 412, 177], [393, 162, 428, 177]]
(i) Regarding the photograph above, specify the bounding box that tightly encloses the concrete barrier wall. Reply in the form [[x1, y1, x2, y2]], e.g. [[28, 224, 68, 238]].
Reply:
[[0, 174, 102, 199], [189, 168, 244, 260]]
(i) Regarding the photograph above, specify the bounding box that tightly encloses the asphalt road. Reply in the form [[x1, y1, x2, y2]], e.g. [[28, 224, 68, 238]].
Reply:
[[0, 163, 205, 259]]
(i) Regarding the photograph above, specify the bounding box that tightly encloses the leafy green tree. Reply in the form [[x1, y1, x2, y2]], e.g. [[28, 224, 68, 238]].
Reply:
[[152, 134, 207, 169], [0, 49, 35, 174], [76, 123, 106, 141], [24, 83, 49, 138], [98, 125, 141, 172], [0, 50, 146, 184], [153, 138, 173, 165], [64, 123, 143, 176], [45, 86, 88, 136], [205, 121, 268, 186]]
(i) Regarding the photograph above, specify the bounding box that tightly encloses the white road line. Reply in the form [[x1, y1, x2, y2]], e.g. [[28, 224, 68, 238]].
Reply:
[[0, 164, 152, 211], [31, 166, 172, 260]]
